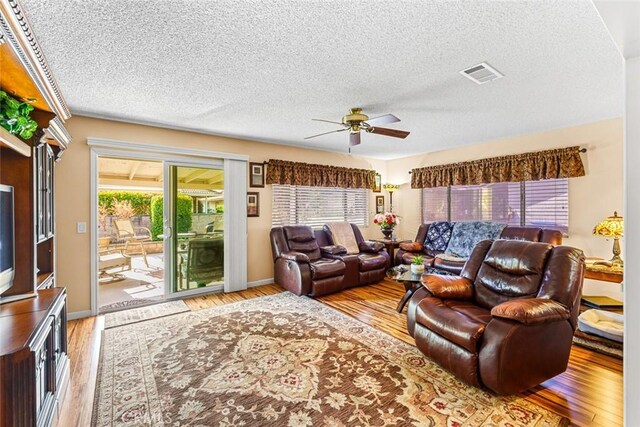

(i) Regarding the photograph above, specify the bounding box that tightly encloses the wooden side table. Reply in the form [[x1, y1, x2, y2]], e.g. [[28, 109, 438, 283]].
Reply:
[[582, 261, 624, 309], [372, 238, 410, 266], [584, 264, 623, 283]]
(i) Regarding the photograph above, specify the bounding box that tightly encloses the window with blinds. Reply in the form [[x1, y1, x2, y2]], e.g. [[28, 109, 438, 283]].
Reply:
[[422, 178, 569, 234], [272, 184, 369, 229]]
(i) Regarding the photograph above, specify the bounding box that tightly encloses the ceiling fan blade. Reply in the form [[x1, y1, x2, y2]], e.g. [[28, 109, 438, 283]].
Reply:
[[312, 118, 345, 125], [369, 127, 410, 139], [365, 114, 400, 126], [349, 132, 361, 146], [304, 128, 348, 140]]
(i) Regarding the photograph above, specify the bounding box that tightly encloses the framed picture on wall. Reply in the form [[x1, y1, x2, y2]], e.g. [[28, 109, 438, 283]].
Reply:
[[249, 162, 265, 188], [376, 195, 385, 214], [374, 173, 382, 192], [247, 192, 260, 217]]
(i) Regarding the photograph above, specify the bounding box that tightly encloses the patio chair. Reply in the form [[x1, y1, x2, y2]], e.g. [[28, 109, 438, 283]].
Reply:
[[114, 219, 152, 267], [98, 247, 131, 282], [180, 237, 224, 289]]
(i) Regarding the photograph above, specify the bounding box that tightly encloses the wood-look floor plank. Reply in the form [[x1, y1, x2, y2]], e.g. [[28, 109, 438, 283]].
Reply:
[[59, 281, 622, 426]]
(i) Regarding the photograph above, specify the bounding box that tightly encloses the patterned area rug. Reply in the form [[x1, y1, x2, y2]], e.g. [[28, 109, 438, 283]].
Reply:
[[93, 293, 569, 426], [103, 300, 190, 329], [573, 330, 623, 359]]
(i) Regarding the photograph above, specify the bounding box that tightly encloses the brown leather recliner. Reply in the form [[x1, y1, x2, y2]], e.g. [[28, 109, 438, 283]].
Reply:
[[317, 223, 390, 287], [270, 226, 346, 296], [407, 239, 585, 395]]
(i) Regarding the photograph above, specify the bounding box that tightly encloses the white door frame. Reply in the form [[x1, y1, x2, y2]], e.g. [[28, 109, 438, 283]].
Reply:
[[163, 160, 225, 299], [89, 138, 248, 316]]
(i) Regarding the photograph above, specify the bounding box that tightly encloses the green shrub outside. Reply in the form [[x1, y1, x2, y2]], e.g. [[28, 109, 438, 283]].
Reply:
[[98, 191, 155, 216], [150, 194, 193, 240]]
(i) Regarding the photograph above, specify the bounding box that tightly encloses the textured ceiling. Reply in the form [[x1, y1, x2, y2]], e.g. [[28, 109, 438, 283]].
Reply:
[[21, 0, 623, 159]]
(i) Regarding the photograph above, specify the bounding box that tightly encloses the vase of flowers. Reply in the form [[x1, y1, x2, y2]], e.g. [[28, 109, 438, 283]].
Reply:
[[374, 212, 399, 239]]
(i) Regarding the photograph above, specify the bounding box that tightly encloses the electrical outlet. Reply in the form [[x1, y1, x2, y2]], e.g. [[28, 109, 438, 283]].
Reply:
[[77, 222, 87, 233]]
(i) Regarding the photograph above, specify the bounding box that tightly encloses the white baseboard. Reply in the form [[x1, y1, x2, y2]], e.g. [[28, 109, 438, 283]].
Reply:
[[68, 310, 92, 320], [247, 278, 274, 288]]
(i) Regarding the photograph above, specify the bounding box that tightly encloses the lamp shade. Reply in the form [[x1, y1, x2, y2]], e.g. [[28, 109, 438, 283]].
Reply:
[[593, 211, 624, 238], [383, 183, 400, 192]]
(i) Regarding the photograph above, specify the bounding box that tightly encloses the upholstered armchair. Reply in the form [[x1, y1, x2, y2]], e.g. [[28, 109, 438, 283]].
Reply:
[[407, 239, 584, 395], [270, 226, 347, 296]]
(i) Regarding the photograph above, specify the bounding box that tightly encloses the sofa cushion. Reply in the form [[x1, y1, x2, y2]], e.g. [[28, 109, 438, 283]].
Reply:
[[284, 225, 321, 261], [424, 221, 454, 251], [445, 222, 506, 258], [310, 258, 345, 280], [358, 253, 388, 272], [474, 240, 553, 309], [400, 241, 423, 252], [402, 252, 435, 267], [415, 297, 489, 353]]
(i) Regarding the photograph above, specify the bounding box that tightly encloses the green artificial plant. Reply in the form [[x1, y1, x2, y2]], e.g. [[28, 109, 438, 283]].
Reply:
[[0, 91, 38, 139], [412, 255, 425, 266]]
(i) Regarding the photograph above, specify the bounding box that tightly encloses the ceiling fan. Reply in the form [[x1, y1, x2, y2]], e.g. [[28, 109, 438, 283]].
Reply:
[[305, 108, 410, 147]]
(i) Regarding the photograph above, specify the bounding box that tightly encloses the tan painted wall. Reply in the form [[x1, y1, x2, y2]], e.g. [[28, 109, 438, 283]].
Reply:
[[56, 116, 387, 313], [386, 118, 624, 299], [57, 116, 623, 313]]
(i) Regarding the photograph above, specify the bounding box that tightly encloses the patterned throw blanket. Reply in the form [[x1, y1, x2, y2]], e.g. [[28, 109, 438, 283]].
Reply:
[[326, 222, 359, 254]]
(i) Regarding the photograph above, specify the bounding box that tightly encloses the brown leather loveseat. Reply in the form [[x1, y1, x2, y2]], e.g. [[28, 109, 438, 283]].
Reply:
[[407, 239, 585, 395], [270, 224, 389, 297], [317, 223, 390, 287]]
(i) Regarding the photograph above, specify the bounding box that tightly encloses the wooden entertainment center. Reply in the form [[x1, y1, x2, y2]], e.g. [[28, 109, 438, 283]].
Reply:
[[0, 2, 72, 426]]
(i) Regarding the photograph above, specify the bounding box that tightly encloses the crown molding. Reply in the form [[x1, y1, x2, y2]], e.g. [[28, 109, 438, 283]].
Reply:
[[0, 0, 71, 120]]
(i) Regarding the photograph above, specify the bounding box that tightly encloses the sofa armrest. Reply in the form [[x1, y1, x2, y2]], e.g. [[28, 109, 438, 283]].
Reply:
[[399, 242, 424, 252], [280, 251, 310, 263], [491, 298, 570, 325], [320, 245, 347, 256], [421, 275, 473, 299], [359, 241, 385, 253]]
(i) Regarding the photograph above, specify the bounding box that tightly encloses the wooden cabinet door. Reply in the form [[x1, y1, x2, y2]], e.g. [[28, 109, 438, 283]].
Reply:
[[33, 317, 56, 427], [35, 144, 46, 243], [50, 294, 68, 389]]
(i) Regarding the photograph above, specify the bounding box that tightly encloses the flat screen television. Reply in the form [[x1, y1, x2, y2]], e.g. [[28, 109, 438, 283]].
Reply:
[[0, 184, 15, 296]]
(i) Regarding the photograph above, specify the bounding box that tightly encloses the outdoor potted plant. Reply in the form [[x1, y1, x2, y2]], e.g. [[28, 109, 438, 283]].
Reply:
[[411, 255, 425, 274], [373, 212, 399, 239]]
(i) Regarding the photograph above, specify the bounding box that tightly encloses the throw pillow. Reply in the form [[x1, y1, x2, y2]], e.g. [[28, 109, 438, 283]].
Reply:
[[400, 242, 423, 252], [445, 221, 506, 258], [424, 221, 454, 251]]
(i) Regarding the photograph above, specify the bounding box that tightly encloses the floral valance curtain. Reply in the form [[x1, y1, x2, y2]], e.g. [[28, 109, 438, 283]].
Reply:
[[266, 159, 376, 189], [410, 146, 586, 189]]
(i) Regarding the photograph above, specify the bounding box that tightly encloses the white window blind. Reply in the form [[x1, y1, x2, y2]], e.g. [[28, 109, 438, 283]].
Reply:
[[422, 178, 569, 234], [524, 179, 568, 233], [272, 184, 369, 229], [421, 186, 448, 222]]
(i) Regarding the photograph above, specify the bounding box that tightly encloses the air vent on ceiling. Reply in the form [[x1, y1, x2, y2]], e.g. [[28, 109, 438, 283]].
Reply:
[[459, 62, 503, 85]]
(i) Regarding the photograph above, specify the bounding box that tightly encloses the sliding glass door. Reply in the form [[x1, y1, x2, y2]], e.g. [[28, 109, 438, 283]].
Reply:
[[164, 162, 225, 296]]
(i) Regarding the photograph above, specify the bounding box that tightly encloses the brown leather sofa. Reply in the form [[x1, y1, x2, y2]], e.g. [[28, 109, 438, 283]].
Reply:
[[270, 225, 389, 296], [407, 239, 585, 395], [318, 223, 390, 287], [397, 223, 563, 275]]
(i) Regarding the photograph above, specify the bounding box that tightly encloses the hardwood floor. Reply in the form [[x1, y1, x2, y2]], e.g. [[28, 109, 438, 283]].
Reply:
[[60, 281, 623, 426]]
